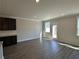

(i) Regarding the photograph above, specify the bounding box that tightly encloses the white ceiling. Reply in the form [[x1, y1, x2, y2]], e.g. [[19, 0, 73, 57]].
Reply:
[[0, 0, 79, 21]]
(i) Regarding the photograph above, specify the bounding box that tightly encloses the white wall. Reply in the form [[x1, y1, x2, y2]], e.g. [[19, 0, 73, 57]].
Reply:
[[57, 16, 79, 46], [16, 19, 42, 42], [0, 19, 42, 42]]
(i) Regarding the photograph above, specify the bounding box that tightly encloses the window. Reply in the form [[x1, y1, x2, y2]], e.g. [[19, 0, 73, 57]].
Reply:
[[45, 22, 50, 32], [77, 17, 79, 36]]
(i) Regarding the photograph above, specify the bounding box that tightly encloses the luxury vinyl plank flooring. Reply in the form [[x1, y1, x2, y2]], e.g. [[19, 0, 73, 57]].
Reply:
[[4, 39, 79, 59]]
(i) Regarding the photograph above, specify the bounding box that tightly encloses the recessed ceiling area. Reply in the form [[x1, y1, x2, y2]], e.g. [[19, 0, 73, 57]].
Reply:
[[0, 0, 79, 21]]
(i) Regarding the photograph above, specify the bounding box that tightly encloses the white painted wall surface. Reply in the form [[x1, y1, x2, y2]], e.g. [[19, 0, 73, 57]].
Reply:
[[16, 19, 42, 42]]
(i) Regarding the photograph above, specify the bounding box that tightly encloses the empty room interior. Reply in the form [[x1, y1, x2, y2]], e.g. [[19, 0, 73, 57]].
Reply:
[[0, 0, 79, 59]]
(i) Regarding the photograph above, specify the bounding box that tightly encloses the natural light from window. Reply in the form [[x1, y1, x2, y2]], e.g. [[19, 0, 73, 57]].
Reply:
[[45, 22, 50, 32], [77, 17, 79, 36]]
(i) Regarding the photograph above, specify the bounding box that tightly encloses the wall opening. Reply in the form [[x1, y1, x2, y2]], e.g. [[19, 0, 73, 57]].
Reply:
[[52, 25, 57, 39]]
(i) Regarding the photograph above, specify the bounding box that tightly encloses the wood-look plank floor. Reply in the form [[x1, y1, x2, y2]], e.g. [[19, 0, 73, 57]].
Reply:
[[4, 39, 79, 59]]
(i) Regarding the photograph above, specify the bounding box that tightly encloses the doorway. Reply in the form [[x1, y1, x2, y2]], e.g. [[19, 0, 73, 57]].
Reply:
[[52, 25, 57, 39]]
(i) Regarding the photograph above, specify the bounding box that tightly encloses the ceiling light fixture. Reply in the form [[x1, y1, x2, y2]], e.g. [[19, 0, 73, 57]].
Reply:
[[36, 0, 40, 3]]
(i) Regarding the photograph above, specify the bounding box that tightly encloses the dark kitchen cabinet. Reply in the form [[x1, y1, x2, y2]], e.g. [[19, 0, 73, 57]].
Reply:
[[0, 36, 17, 47]]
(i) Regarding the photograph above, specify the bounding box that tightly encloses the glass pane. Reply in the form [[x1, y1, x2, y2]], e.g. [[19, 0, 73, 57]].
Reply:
[[45, 22, 50, 32]]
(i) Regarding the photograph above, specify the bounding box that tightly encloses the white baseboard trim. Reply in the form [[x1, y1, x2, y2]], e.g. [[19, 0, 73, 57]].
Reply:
[[59, 43, 79, 50], [17, 37, 40, 43]]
